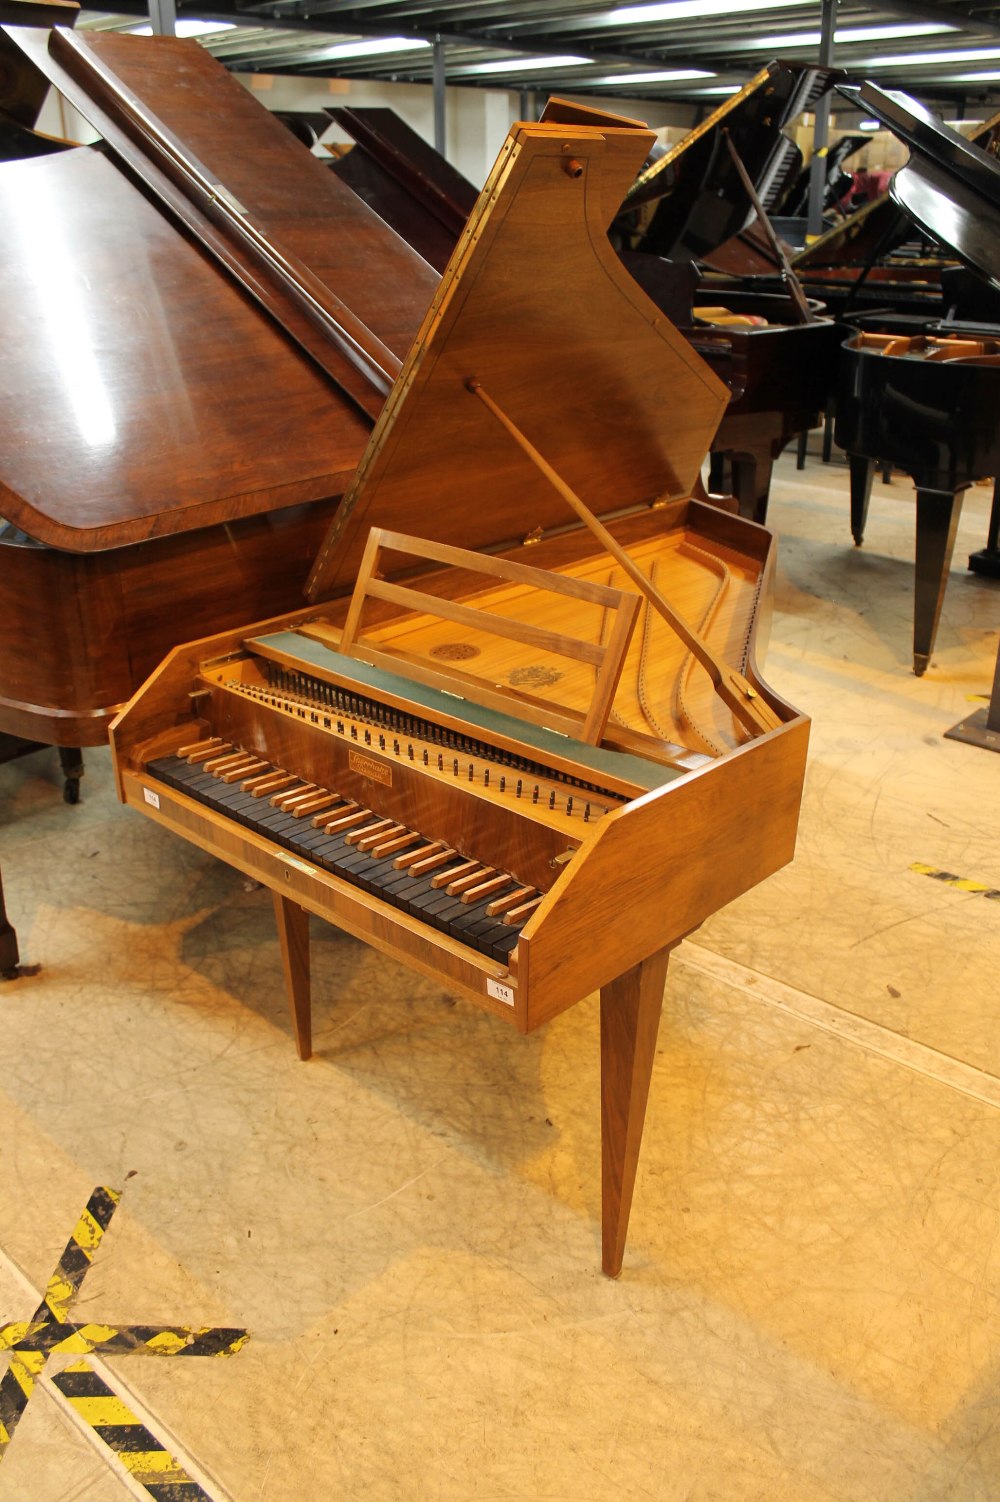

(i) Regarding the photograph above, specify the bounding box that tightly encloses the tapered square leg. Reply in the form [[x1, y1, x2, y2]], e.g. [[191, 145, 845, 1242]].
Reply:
[[600, 945, 672, 1277], [914, 487, 964, 676], [273, 891, 311, 1060], [848, 452, 874, 545]]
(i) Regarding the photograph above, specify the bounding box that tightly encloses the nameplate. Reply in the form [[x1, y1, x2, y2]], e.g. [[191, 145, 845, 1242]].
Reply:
[[486, 978, 515, 1006], [143, 787, 160, 809], [349, 749, 392, 787]]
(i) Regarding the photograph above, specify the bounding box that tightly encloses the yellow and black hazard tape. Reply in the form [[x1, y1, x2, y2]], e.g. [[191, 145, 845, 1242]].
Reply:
[[40, 1185, 121, 1324], [910, 863, 1000, 900], [1, 1185, 248, 1494], [52, 1359, 210, 1500]]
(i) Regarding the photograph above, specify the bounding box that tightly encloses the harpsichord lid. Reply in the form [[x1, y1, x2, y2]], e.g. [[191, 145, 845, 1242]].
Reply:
[[305, 114, 729, 602], [837, 82, 1000, 292]]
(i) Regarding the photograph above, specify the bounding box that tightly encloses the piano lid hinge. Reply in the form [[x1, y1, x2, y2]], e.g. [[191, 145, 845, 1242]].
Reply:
[[522, 525, 544, 546], [188, 688, 212, 704], [550, 849, 576, 869]]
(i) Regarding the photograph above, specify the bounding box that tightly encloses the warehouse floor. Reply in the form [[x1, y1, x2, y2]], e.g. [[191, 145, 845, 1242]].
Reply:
[[2, 447, 999, 1502]]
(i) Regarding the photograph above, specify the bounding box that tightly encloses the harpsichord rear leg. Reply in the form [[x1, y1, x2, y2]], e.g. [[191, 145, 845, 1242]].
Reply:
[[600, 945, 672, 1277], [273, 891, 312, 1060]]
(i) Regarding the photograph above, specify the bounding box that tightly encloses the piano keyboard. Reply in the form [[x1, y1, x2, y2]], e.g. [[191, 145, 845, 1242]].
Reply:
[[147, 743, 543, 964]]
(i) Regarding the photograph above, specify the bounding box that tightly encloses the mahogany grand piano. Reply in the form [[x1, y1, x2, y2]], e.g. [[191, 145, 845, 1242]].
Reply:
[[0, 26, 435, 761], [0, 24, 439, 970], [111, 110, 809, 1275]]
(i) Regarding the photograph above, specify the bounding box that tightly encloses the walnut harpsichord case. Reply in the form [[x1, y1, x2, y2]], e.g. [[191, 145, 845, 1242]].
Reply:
[[111, 109, 810, 1275]]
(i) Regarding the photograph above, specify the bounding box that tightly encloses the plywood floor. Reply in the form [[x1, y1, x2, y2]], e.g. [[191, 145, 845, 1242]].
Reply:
[[2, 447, 999, 1502]]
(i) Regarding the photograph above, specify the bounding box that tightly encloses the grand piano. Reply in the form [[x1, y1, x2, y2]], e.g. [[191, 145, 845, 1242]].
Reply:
[[326, 104, 478, 275], [833, 84, 1000, 674], [111, 108, 809, 1275], [607, 64, 844, 524], [0, 26, 436, 759], [0, 25, 439, 974]]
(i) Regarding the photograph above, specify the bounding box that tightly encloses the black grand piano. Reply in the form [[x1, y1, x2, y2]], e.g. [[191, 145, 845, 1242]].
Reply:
[[834, 83, 1000, 674], [606, 63, 844, 524]]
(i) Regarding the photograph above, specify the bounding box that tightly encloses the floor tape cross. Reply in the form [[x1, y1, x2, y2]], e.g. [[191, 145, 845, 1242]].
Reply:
[[0, 1187, 248, 1497]]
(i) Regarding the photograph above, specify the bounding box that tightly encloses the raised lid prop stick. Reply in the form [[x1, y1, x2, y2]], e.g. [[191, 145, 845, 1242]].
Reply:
[[465, 378, 782, 740]]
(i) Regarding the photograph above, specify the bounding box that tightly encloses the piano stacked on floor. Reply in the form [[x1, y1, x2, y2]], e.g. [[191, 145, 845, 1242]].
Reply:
[[112, 108, 809, 1275]]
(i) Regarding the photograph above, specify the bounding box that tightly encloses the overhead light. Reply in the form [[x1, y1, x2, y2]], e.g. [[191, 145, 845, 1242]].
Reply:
[[943, 118, 986, 126], [602, 0, 806, 22], [130, 18, 237, 36], [590, 68, 715, 84], [737, 22, 956, 51], [858, 119, 881, 131], [951, 70, 1000, 82], [459, 54, 593, 75], [832, 22, 955, 43], [859, 47, 1000, 68], [315, 36, 431, 61], [689, 84, 742, 95]]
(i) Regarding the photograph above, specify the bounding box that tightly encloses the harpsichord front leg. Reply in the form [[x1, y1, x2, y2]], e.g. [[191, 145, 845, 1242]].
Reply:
[[273, 892, 312, 1061]]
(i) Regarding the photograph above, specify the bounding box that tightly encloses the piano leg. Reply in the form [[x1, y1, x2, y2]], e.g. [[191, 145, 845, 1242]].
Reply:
[[1, 865, 20, 980], [968, 476, 1000, 579], [600, 944, 672, 1278], [914, 487, 965, 677], [273, 892, 312, 1061], [848, 453, 875, 546], [58, 746, 84, 805]]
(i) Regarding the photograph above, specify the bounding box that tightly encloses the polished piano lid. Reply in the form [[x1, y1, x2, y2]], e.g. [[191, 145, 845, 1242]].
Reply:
[[838, 83, 1000, 291], [306, 115, 729, 602], [0, 27, 436, 551], [611, 62, 838, 262]]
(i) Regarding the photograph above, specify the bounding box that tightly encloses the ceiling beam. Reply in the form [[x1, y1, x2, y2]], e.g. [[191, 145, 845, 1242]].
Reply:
[[218, 1, 737, 72], [861, 0, 1000, 39]]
